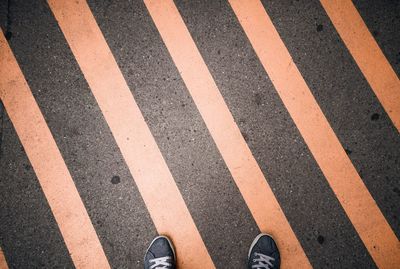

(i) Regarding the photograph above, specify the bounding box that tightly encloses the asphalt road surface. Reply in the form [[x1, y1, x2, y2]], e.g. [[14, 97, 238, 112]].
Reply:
[[0, 0, 399, 268]]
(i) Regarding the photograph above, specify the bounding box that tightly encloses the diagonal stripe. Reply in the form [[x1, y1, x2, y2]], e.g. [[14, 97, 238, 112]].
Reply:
[[0, 31, 110, 269], [143, 0, 311, 268], [46, 1, 215, 268], [320, 0, 400, 132], [228, 0, 400, 268], [0, 248, 8, 269]]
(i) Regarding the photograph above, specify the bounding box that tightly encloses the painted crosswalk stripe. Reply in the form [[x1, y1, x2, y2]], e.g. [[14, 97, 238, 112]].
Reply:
[[320, 0, 400, 132], [144, 0, 311, 268], [0, 248, 8, 269], [228, 0, 400, 268], [47, 1, 215, 268], [0, 30, 110, 269]]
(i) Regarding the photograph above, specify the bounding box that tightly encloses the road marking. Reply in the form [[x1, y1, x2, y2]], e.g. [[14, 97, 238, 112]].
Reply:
[[0, 248, 8, 269], [320, 0, 400, 131], [47, 1, 215, 268], [144, 1, 311, 268], [0, 30, 110, 269], [228, 0, 400, 268]]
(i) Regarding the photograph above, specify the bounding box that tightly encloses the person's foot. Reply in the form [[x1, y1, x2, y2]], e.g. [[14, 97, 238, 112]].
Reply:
[[248, 233, 280, 269], [144, 235, 176, 269]]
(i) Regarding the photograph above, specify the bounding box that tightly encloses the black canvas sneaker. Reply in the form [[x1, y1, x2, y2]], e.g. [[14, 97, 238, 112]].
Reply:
[[144, 236, 176, 269], [248, 234, 280, 269]]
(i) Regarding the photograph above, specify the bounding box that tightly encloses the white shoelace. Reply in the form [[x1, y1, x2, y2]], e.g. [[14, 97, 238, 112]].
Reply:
[[252, 252, 275, 269], [149, 256, 172, 269]]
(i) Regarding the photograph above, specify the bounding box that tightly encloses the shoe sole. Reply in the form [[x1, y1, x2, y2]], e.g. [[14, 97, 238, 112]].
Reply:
[[144, 235, 177, 263], [248, 233, 274, 258]]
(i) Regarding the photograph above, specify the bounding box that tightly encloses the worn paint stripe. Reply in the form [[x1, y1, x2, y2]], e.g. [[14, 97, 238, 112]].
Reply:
[[47, 1, 215, 268], [320, 0, 400, 131], [228, 0, 400, 268], [0, 30, 110, 269], [0, 248, 8, 269], [144, 1, 311, 268]]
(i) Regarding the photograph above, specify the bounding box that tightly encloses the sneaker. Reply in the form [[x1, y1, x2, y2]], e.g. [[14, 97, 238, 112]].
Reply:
[[248, 233, 280, 269], [144, 235, 176, 269]]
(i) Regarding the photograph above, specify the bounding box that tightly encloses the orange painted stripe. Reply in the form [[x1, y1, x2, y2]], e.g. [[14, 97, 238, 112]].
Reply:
[[320, 0, 400, 131], [0, 248, 8, 269], [0, 31, 110, 269], [228, 0, 400, 268], [47, 1, 214, 268], [144, 1, 311, 268]]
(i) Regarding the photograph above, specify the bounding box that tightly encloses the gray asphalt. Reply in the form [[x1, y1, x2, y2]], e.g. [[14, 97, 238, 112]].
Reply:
[[0, 0, 399, 268]]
